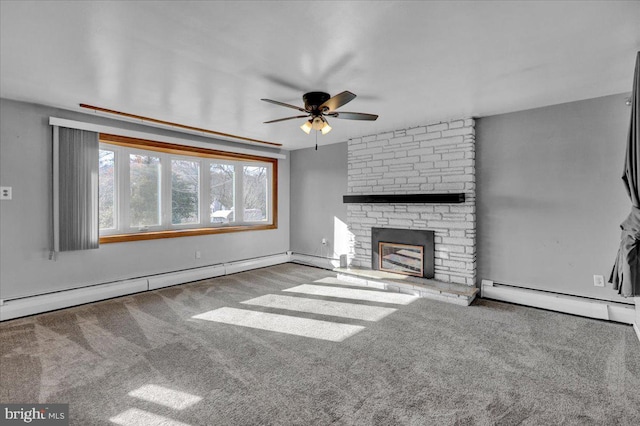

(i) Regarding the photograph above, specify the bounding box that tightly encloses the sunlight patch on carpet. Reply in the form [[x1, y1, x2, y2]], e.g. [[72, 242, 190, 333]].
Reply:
[[241, 294, 397, 321], [314, 276, 386, 289], [192, 307, 365, 341], [283, 284, 418, 305], [128, 384, 202, 410], [109, 408, 191, 425]]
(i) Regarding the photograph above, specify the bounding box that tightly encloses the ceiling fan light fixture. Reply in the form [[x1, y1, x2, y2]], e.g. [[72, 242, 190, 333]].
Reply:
[[311, 116, 325, 131], [300, 120, 312, 134], [321, 120, 332, 135], [264, 90, 377, 139], [301, 116, 331, 135]]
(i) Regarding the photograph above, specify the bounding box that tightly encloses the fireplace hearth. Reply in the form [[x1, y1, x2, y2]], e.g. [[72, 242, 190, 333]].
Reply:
[[372, 227, 435, 279]]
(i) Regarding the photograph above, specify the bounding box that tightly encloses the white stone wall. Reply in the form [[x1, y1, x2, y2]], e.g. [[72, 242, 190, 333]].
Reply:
[[347, 119, 476, 286]]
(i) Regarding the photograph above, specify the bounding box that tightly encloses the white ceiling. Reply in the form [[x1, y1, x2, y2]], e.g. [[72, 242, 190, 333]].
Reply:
[[1, 1, 639, 151]]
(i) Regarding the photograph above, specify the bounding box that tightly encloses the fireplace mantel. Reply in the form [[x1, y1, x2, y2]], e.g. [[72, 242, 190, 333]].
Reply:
[[343, 193, 465, 204]]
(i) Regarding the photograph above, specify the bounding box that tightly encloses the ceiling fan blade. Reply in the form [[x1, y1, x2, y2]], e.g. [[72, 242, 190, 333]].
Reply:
[[329, 111, 378, 121], [261, 98, 307, 113], [262, 74, 308, 92], [264, 115, 309, 124], [319, 91, 356, 112]]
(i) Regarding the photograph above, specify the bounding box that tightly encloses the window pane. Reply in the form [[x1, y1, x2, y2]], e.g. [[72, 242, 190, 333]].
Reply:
[[243, 165, 268, 222], [129, 154, 161, 227], [99, 149, 115, 230], [210, 164, 234, 223], [171, 159, 200, 224]]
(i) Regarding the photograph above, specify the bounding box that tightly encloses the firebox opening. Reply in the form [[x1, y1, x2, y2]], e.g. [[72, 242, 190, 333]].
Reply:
[[371, 227, 435, 279], [379, 242, 424, 277]]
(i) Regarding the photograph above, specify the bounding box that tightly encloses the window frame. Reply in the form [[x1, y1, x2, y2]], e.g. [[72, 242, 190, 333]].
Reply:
[[169, 154, 203, 228], [98, 146, 119, 233], [126, 147, 165, 232], [98, 133, 278, 244]]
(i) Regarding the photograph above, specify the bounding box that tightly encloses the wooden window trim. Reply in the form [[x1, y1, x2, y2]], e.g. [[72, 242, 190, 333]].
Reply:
[[99, 134, 278, 244], [100, 133, 277, 163], [100, 223, 277, 244]]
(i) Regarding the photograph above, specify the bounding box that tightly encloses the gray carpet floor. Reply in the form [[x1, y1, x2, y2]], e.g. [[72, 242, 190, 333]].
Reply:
[[1, 263, 639, 425]]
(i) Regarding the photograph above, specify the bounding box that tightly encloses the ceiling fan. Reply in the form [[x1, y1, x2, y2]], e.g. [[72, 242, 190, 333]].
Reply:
[[261, 91, 378, 135]]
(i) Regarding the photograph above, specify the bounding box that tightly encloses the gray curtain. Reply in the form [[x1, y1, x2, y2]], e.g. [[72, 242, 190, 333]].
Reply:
[[54, 126, 99, 252], [610, 51, 640, 297]]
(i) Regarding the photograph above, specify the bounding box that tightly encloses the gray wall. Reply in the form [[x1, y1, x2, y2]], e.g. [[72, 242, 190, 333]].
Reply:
[[476, 93, 632, 303], [0, 98, 290, 300], [3, 93, 631, 304], [290, 94, 633, 304], [290, 142, 347, 258]]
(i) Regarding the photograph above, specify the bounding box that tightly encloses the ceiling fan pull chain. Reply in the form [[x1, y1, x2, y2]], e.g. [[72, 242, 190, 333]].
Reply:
[[315, 130, 318, 150]]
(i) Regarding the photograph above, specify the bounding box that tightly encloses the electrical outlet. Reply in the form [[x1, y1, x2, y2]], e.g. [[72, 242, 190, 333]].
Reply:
[[195, 250, 201, 259], [593, 275, 605, 287], [0, 187, 12, 200]]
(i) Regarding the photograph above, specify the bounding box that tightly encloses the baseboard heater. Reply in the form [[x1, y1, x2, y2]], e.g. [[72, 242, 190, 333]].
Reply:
[[0, 252, 291, 321], [481, 280, 636, 325], [289, 252, 341, 270]]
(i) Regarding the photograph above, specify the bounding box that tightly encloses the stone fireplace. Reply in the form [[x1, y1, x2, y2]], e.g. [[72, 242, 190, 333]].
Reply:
[[346, 118, 476, 286]]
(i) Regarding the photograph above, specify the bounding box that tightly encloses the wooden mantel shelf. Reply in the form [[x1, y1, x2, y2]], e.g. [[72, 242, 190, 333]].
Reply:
[[342, 193, 465, 204]]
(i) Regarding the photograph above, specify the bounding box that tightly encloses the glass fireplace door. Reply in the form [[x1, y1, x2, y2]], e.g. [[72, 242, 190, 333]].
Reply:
[[378, 242, 423, 277]]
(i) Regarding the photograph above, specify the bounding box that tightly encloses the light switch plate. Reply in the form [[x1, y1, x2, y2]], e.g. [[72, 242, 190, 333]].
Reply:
[[0, 187, 12, 200]]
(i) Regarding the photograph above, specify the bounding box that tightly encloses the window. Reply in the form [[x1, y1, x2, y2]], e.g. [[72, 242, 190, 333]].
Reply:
[[98, 149, 116, 230], [209, 163, 234, 223], [171, 159, 200, 225], [98, 134, 277, 243], [243, 165, 268, 222], [129, 153, 162, 228]]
